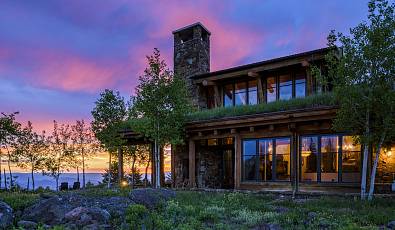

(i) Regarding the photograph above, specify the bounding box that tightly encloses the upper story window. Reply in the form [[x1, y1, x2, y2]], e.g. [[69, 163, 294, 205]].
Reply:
[[265, 71, 306, 103], [224, 80, 257, 107]]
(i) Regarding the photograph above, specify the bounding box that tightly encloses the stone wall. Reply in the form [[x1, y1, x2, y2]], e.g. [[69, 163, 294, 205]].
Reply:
[[196, 148, 223, 188]]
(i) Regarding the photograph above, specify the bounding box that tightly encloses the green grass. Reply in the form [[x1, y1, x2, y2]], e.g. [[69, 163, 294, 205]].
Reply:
[[187, 93, 337, 122], [125, 191, 395, 230], [0, 191, 39, 211]]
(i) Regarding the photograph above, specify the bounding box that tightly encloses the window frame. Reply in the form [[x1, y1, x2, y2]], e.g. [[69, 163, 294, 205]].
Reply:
[[299, 134, 362, 184], [223, 80, 258, 107], [263, 70, 307, 103], [241, 137, 291, 182]]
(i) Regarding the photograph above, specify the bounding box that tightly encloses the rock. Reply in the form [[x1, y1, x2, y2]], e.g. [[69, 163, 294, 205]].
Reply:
[[64, 206, 110, 227], [82, 224, 112, 230], [17, 220, 38, 230], [0, 201, 13, 229], [21, 196, 73, 225], [388, 220, 395, 229], [130, 188, 176, 209], [274, 206, 289, 214], [253, 223, 283, 230]]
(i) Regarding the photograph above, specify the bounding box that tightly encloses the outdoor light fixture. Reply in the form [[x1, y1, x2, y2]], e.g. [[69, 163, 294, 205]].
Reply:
[[121, 180, 128, 187]]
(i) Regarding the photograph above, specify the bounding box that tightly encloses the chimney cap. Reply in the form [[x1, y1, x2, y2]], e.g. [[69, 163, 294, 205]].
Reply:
[[172, 22, 211, 35]]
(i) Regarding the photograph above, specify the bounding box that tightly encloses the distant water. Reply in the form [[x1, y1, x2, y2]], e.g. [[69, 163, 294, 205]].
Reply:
[[0, 173, 104, 190]]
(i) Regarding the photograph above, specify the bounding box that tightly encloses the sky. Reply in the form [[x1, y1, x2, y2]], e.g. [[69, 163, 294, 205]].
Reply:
[[0, 0, 370, 172]]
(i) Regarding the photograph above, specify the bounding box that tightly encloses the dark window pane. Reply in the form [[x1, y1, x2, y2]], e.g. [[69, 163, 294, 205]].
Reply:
[[243, 155, 257, 180], [295, 73, 306, 84], [224, 84, 233, 107], [275, 138, 291, 181], [259, 139, 273, 181], [207, 87, 215, 109], [279, 85, 292, 100], [301, 136, 318, 182], [243, 140, 257, 181], [243, 140, 256, 156], [321, 136, 338, 182], [342, 136, 361, 183], [266, 77, 276, 103], [295, 73, 306, 98]]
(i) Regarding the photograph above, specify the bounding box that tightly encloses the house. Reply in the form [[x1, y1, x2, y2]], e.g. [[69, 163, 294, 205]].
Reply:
[[170, 22, 395, 192]]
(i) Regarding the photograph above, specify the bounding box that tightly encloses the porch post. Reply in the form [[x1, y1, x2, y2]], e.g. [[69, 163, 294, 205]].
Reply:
[[235, 134, 242, 189], [189, 139, 196, 188]]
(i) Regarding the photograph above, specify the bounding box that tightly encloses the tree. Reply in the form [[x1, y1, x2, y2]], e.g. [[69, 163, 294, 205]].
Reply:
[[43, 121, 73, 191], [14, 121, 48, 190], [313, 0, 395, 200], [71, 119, 98, 189], [91, 89, 127, 188], [130, 49, 192, 188], [0, 112, 21, 189]]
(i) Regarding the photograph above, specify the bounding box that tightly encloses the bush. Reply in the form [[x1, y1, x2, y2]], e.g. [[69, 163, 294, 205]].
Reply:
[[125, 204, 150, 228], [231, 209, 264, 227], [0, 191, 39, 211]]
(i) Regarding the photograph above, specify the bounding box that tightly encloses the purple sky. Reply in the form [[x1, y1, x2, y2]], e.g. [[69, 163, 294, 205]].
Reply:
[[0, 0, 369, 132]]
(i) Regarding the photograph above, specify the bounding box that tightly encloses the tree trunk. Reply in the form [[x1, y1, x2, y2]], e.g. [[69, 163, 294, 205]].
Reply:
[[6, 147, 13, 189], [108, 152, 111, 189], [0, 149, 2, 189], [82, 149, 86, 189], [154, 140, 161, 188], [77, 166, 80, 183], [118, 147, 123, 184], [131, 158, 135, 189], [31, 166, 35, 191], [27, 177, 30, 190], [3, 169, 6, 190], [145, 154, 150, 187], [55, 175, 59, 192], [360, 111, 370, 200], [368, 134, 385, 200]]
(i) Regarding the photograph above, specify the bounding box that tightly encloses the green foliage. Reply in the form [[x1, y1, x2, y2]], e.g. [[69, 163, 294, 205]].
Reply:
[[0, 191, 39, 211], [125, 204, 150, 228], [91, 89, 127, 153], [130, 48, 192, 146], [188, 93, 336, 121]]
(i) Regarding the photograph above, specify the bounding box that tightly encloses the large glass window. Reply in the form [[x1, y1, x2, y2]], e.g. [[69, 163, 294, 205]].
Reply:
[[275, 138, 291, 181], [223, 80, 258, 107], [248, 80, 258, 105], [300, 134, 362, 183], [243, 140, 257, 181], [301, 137, 319, 182], [258, 139, 273, 181], [342, 136, 361, 183], [295, 73, 306, 98], [321, 136, 338, 182], [279, 74, 292, 100], [235, 82, 247, 106], [266, 77, 277, 103], [242, 137, 290, 182], [224, 84, 233, 107]]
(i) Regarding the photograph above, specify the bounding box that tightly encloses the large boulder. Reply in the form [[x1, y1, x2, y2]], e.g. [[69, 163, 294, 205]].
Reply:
[[388, 220, 395, 230], [21, 195, 77, 225], [129, 188, 176, 209], [64, 206, 110, 227], [0, 201, 13, 229], [17, 220, 38, 230]]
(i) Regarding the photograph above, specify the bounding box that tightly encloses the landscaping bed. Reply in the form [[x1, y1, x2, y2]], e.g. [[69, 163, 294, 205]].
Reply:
[[0, 189, 394, 229]]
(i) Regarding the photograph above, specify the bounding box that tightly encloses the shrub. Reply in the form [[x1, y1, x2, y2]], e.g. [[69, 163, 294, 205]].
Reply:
[[231, 209, 264, 227], [0, 191, 39, 211], [125, 204, 149, 228]]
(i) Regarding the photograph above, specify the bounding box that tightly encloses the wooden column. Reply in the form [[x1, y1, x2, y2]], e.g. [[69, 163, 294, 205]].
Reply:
[[234, 134, 242, 189], [291, 131, 299, 196], [257, 76, 264, 104], [214, 85, 221, 108], [188, 139, 196, 188], [117, 146, 124, 182]]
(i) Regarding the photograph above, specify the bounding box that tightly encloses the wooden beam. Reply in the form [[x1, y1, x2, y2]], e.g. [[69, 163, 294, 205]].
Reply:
[[234, 134, 242, 189], [198, 132, 203, 137], [214, 85, 221, 108], [202, 80, 215, 86], [231, 128, 237, 134], [269, 124, 274, 131], [188, 140, 196, 188], [213, 129, 218, 135], [247, 71, 259, 78], [249, 126, 255, 132]]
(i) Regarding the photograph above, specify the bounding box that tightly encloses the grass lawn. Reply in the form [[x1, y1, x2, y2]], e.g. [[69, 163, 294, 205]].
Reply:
[[136, 191, 395, 230]]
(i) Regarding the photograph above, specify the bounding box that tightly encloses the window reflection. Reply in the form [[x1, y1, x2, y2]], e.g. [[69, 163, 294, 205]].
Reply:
[[259, 140, 273, 181], [235, 82, 247, 106], [301, 137, 318, 182], [224, 84, 233, 107], [243, 140, 257, 180], [279, 74, 292, 100], [321, 136, 338, 182], [248, 80, 258, 105], [342, 136, 361, 183], [266, 77, 277, 103], [275, 138, 291, 181], [295, 73, 306, 98]]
